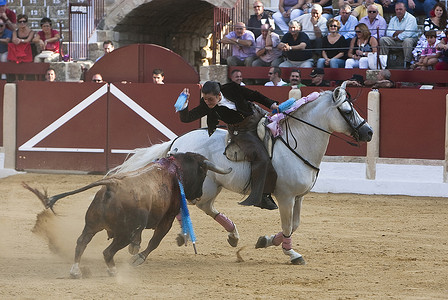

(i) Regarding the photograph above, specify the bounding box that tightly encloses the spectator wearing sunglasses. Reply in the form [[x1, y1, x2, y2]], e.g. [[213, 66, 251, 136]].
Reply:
[[352, 0, 383, 20], [248, 1, 275, 38], [7, 14, 34, 63], [317, 19, 347, 69], [359, 4, 387, 40]]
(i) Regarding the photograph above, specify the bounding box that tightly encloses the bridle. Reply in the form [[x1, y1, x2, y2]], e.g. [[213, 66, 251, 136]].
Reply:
[[275, 97, 366, 173]]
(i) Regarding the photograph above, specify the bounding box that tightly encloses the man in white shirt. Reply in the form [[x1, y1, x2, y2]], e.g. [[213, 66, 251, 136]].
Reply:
[[379, 2, 418, 68], [264, 66, 287, 86], [294, 4, 328, 55]]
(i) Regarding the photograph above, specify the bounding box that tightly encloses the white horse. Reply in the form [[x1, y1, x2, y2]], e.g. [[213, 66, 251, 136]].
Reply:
[[114, 82, 373, 264]]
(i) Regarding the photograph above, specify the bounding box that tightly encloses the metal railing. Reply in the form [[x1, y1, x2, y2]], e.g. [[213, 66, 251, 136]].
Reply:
[[69, 0, 105, 61], [213, 0, 250, 65]]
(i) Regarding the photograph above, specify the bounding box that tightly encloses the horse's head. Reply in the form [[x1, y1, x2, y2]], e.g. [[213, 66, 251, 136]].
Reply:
[[331, 81, 373, 142]]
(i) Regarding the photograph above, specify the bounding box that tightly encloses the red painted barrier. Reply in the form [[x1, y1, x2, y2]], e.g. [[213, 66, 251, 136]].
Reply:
[[379, 89, 447, 160], [16, 82, 200, 172]]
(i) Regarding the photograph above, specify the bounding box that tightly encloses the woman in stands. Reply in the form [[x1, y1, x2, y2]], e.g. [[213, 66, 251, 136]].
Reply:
[[33, 17, 60, 62], [412, 2, 448, 63], [7, 14, 34, 63], [316, 18, 346, 69], [345, 23, 378, 69]]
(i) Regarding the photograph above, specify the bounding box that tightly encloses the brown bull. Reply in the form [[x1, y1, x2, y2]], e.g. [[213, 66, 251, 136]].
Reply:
[[24, 152, 231, 278]]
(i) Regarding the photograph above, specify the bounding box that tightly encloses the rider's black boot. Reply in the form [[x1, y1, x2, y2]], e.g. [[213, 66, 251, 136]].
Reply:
[[239, 160, 268, 207], [254, 194, 278, 210]]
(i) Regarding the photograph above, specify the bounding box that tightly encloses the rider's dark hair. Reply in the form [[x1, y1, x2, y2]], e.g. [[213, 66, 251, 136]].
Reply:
[[202, 81, 221, 95]]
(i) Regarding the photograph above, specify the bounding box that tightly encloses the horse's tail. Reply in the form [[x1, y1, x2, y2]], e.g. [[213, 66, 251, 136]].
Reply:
[[108, 141, 173, 175]]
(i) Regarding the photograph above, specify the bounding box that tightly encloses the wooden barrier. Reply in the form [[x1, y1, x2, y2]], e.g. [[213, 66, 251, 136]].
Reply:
[[0, 62, 50, 82]]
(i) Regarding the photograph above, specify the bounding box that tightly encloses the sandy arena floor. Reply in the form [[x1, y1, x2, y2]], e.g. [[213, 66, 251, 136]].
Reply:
[[0, 173, 447, 299]]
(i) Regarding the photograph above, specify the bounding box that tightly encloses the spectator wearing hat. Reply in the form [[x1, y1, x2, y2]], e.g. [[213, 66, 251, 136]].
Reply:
[[345, 73, 365, 86], [0, 0, 16, 31], [308, 68, 330, 86], [222, 22, 257, 66], [278, 20, 314, 68], [253, 23, 284, 67]]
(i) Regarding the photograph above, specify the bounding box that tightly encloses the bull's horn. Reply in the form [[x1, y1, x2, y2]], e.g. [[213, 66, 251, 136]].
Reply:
[[204, 160, 232, 174], [167, 148, 178, 156]]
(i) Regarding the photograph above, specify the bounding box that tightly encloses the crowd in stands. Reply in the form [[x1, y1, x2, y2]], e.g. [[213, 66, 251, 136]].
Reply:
[[222, 0, 448, 71]]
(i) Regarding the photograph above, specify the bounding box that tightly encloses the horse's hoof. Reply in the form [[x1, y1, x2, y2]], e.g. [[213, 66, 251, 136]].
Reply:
[[291, 256, 306, 265], [176, 234, 186, 246], [255, 236, 268, 249], [129, 253, 146, 267], [128, 242, 140, 255], [107, 267, 118, 277], [227, 236, 238, 247]]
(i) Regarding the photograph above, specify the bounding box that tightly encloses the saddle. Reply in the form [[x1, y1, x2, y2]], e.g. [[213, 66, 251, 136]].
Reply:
[[224, 116, 273, 162]]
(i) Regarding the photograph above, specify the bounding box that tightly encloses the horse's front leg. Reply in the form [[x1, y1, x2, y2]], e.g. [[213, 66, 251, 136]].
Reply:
[[255, 195, 305, 265], [195, 194, 239, 247]]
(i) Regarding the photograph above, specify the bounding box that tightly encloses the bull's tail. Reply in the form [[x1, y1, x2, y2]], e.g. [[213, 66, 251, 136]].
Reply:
[[108, 141, 172, 175], [23, 179, 113, 211]]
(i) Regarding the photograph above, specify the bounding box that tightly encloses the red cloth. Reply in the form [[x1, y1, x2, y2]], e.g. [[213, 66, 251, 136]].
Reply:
[[37, 29, 60, 53], [7, 42, 33, 63]]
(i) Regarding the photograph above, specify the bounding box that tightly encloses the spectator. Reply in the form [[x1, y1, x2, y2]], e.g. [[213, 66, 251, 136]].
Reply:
[[221, 22, 256, 66], [335, 4, 358, 40], [407, 0, 438, 18], [379, 0, 406, 15], [411, 30, 440, 70], [380, 2, 418, 69], [317, 18, 347, 68], [301, 0, 334, 20], [152, 68, 165, 84], [435, 32, 448, 70], [45, 68, 56, 82], [345, 73, 365, 86], [308, 67, 330, 86], [359, 4, 388, 40], [230, 69, 246, 86], [33, 17, 60, 63], [352, 0, 383, 19], [278, 20, 314, 68], [253, 24, 284, 67], [345, 23, 378, 69], [285, 69, 307, 88], [265, 67, 287, 86], [0, 18, 11, 61], [0, 0, 16, 31], [412, 2, 448, 62], [273, 0, 304, 34], [294, 4, 328, 56], [338, 0, 363, 9], [364, 69, 394, 88], [96, 40, 114, 62], [248, 1, 275, 38], [7, 14, 34, 64], [92, 73, 103, 83]]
